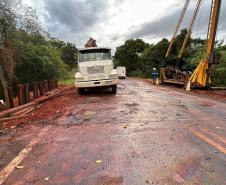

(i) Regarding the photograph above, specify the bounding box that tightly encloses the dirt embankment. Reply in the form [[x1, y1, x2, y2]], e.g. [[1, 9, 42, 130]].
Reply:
[[0, 85, 77, 130]]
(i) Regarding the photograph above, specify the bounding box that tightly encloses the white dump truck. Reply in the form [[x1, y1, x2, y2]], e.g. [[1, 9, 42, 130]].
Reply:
[[75, 47, 118, 95], [117, 66, 126, 79]]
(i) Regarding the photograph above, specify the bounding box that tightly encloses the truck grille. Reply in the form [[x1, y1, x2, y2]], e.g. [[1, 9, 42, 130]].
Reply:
[[87, 66, 104, 74], [88, 75, 106, 80]]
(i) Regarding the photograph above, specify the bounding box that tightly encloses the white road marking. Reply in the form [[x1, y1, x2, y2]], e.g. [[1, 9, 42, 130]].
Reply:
[[0, 126, 50, 185]]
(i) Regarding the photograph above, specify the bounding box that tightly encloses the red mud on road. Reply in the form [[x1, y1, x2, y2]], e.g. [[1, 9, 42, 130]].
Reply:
[[0, 88, 77, 129], [0, 78, 226, 185]]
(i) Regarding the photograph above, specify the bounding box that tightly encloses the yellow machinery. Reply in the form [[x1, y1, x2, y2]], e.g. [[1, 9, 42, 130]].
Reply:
[[165, 0, 190, 58], [161, 0, 201, 85], [179, 0, 202, 59], [162, 0, 222, 89], [188, 0, 221, 88]]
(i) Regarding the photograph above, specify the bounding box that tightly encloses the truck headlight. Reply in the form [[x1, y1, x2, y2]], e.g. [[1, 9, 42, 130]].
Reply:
[[75, 72, 85, 81], [76, 77, 85, 81], [110, 69, 118, 78]]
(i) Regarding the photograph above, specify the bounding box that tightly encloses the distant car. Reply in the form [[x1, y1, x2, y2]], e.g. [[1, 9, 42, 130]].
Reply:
[[117, 66, 126, 79]]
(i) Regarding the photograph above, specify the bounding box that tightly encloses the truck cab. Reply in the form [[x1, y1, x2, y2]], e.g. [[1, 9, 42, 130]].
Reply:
[[75, 47, 118, 94]]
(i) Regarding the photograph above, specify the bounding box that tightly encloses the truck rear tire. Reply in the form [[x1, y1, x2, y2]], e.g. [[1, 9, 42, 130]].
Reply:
[[111, 85, 117, 94], [78, 88, 85, 95]]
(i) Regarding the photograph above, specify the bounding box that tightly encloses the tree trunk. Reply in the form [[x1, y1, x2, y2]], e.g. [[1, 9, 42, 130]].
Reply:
[[0, 65, 10, 109]]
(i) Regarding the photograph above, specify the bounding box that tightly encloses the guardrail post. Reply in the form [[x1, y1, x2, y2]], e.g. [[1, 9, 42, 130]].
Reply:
[[51, 79, 55, 89], [33, 82, 39, 98], [39, 81, 45, 96], [17, 84, 25, 106], [48, 80, 53, 90], [44, 80, 49, 92], [7, 87, 14, 108], [24, 83, 30, 103], [54, 79, 58, 88]]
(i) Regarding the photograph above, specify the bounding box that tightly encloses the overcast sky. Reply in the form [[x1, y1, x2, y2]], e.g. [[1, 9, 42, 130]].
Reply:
[[23, 0, 226, 50]]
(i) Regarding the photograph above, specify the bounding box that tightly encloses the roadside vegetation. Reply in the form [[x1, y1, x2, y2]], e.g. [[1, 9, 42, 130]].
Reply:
[[114, 30, 226, 87], [0, 0, 77, 103]]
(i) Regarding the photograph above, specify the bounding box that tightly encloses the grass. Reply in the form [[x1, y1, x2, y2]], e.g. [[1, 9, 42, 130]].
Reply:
[[59, 78, 74, 85], [59, 69, 76, 86]]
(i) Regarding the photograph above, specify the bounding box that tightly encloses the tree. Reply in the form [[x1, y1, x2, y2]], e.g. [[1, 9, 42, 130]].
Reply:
[[113, 32, 208, 79], [0, 0, 17, 108], [14, 45, 68, 83], [141, 39, 169, 77], [48, 38, 66, 49], [114, 39, 147, 76], [211, 46, 226, 86], [0, 0, 42, 108], [48, 39, 78, 68], [12, 30, 68, 83], [61, 42, 78, 68]]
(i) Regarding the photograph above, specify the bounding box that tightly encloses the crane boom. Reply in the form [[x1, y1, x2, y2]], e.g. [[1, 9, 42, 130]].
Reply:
[[179, 0, 202, 59], [188, 0, 221, 87], [165, 0, 190, 58], [206, 0, 221, 56]]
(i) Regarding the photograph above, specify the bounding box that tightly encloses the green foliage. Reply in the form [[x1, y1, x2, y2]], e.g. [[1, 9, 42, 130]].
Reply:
[[183, 45, 205, 71], [11, 30, 77, 84], [14, 45, 68, 83], [114, 38, 169, 77], [48, 39, 78, 68], [141, 39, 169, 76], [0, 0, 78, 102], [114, 32, 191, 78], [59, 78, 74, 86], [114, 39, 147, 77], [0, 0, 17, 47], [114, 30, 226, 86], [59, 69, 76, 85], [212, 47, 226, 86], [60, 43, 78, 68]]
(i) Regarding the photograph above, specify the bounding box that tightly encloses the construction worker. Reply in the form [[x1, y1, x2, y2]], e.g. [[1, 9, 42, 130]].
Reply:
[[151, 68, 159, 84]]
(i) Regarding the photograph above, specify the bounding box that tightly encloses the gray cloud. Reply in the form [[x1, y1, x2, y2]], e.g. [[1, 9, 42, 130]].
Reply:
[[38, 0, 112, 46], [33, 0, 226, 47], [128, 1, 226, 40], [43, 0, 108, 33]]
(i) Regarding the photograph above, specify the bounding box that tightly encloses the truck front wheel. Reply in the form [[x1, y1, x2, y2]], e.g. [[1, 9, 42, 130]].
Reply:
[[78, 88, 85, 95], [111, 85, 117, 94]]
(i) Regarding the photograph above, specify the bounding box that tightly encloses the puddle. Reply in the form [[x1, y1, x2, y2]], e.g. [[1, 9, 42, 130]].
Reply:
[[124, 103, 139, 107]]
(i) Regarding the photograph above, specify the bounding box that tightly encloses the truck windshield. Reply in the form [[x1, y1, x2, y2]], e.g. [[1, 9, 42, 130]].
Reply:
[[79, 49, 111, 62]]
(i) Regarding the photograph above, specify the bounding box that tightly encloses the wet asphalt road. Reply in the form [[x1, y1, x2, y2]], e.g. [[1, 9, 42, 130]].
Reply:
[[0, 78, 226, 185]]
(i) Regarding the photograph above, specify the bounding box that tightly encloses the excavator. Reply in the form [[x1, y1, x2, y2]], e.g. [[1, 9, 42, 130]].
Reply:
[[161, 0, 222, 90]]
